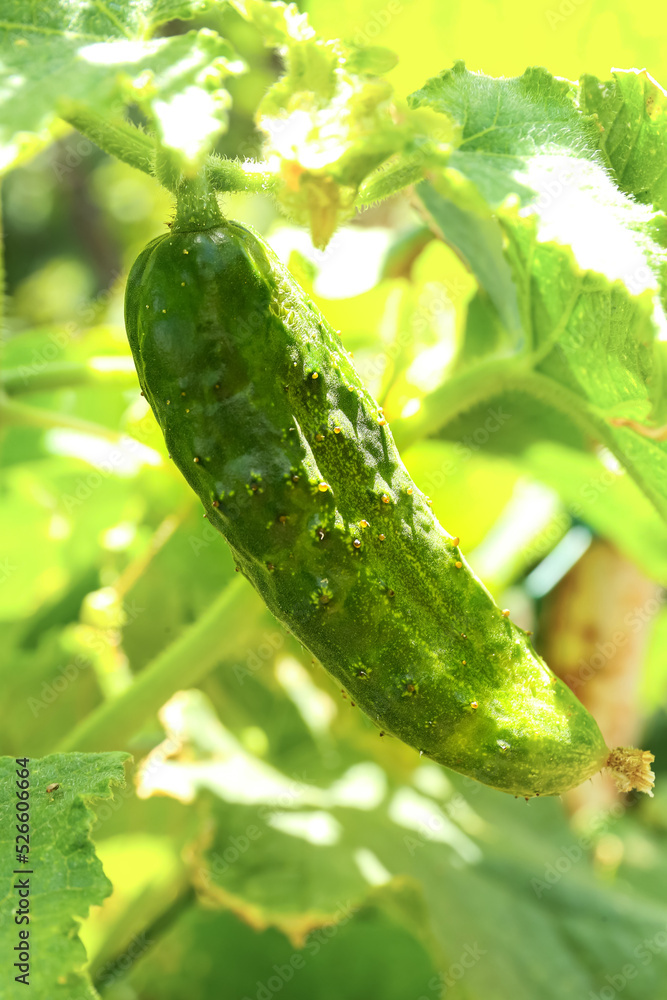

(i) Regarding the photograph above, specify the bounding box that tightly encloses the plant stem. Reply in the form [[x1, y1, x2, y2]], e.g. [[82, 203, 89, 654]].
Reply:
[[356, 142, 446, 209], [152, 144, 182, 194], [56, 577, 265, 752], [390, 357, 520, 451], [1, 359, 138, 396], [206, 155, 277, 195], [58, 104, 277, 196], [171, 171, 223, 232], [60, 103, 278, 193], [391, 360, 667, 524], [58, 102, 156, 176], [92, 885, 197, 990]]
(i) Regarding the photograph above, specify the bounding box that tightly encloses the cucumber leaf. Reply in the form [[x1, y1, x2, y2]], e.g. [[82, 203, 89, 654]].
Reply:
[[131, 688, 667, 1000], [0, 0, 244, 169], [0, 752, 130, 1000], [580, 68, 667, 215], [390, 63, 667, 524]]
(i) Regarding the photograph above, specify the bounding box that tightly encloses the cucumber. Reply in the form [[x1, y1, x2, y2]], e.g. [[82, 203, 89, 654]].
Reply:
[[124, 213, 654, 799]]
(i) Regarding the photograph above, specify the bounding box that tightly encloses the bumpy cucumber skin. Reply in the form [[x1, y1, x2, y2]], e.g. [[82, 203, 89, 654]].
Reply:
[[125, 221, 609, 798]]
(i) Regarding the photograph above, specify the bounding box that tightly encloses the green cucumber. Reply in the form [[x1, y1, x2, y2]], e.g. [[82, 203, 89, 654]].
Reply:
[[124, 208, 654, 799]]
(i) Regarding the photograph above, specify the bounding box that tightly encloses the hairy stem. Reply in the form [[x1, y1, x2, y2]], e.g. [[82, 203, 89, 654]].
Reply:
[[58, 102, 156, 176], [356, 143, 447, 209], [58, 104, 277, 196], [172, 170, 223, 232], [206, 155, 277, 195]]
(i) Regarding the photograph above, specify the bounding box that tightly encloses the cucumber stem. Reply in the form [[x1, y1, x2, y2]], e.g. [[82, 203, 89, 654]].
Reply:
[[172, 172, 223, 232], [58, 105, 277, 198], [207, 155, 278, 196]]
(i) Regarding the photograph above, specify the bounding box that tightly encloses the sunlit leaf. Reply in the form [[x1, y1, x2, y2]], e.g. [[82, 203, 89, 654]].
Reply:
[[391, 63, 667, 525], [0, 1, 244, 168], [580, 68, 667, 215]]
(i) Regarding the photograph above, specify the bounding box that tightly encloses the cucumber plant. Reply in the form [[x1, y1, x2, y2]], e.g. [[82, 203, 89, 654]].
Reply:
[[5, 2, 667, 992], [124, 183, 655, 799]]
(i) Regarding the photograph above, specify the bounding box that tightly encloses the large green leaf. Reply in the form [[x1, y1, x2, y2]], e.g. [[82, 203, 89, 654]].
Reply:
[[408, 63, 663, 256], [409, 63, 596, 204], [0, 0, 244, 168], [391, 63, 667, 525], [0, 752, 129, 1000], [580, 68, 667, 215], [122, 902, 441, 1000], [408, 62, 666, 317], [133, 689, 667, 1000], [414, 183, 523, 350], [396, 199, 667, 521]]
